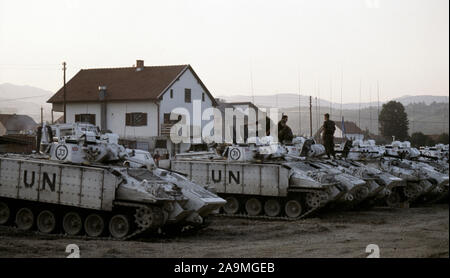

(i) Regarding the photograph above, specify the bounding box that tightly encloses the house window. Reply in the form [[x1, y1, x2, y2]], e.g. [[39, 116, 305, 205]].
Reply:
[[155, 139, 167, 148], [118, 139, 136, 149], [170, 89, 173, 99], [185, 88, 191, 103], [164, 113, 182, 124], [75, 114, 96, 125], [136, 141, 149, 151], [125, 113, 147, 126], [164, 113, 171, 124], [202, 92, 205, 102]]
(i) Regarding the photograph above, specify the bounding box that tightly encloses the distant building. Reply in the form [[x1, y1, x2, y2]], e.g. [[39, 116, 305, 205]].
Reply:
[[335, 121, 365, 142], [47, 60, 217, 155], [0, 114, 37, 135]]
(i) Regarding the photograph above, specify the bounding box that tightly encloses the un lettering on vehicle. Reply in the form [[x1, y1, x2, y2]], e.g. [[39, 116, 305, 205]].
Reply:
[[0, 158, 117, 211]]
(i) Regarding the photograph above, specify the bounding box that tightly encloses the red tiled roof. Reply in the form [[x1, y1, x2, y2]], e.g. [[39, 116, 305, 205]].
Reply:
[[0, 114, 37, 133], [47, 64, 215, 104]]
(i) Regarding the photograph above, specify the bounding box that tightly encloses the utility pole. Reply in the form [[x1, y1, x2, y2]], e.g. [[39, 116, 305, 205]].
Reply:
[[315, 96, 319, 131], [359, 79, 362, 130], [250, 60, 255, 104], [377, 80, 380, 135], [309, 96, 313, 137], [369, 84, 372, 135], [329, 78, 332, 115], [377, 80, 380, 116], [317, 81, 320, 129], [340, 67, 343, 120], [297, 66, 301, 136], [63, 61, 67, 123], [40, 106, 43, 125]]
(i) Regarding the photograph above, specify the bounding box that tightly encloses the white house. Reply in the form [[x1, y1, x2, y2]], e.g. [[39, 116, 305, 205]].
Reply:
[[48, 60, 217, 155]]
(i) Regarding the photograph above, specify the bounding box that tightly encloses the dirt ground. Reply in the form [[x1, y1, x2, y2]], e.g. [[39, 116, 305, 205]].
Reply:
[[0, 204, 448, 258]]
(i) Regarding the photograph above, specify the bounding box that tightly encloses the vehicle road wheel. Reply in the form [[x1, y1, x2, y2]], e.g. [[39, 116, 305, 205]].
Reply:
[[284, 200, 302, 219], [63, 212, 83, 235], [245, 198, 262, 216], [354, 186, 370, 201], [16, 207, 34, 230], [264, 199, 281, 217], [404, 184, 422, 199], [305, 193, 322, 209], [109, 214, 130, 239], [223, 197, 240, 215], [0, 202, 11, 225], [84, 214, 104, 237], [37, 210, 56, 234], [386, 191, 402, 207]]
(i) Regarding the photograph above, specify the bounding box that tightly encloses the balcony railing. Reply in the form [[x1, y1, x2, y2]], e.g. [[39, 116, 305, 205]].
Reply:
[[160, 123, 175, 136]]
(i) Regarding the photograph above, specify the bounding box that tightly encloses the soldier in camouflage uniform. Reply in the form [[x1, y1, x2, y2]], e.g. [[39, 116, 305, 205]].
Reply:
[[319, 113, 336, 159]]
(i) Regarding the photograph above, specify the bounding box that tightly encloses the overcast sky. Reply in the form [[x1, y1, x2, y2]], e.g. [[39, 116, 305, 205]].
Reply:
[[0, 0, 448, 103]]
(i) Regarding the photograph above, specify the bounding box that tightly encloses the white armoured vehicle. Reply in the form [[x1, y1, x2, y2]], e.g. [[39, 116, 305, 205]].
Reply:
[[0, 123, 225, 239], [168, 137, 374, 220], [340, 140, 449, 204]]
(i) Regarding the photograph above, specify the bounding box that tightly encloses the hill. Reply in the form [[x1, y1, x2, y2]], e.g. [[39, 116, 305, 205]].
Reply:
[[0, 83, 57, 123], [281, 102, 448, 137], [219, 93, 449, 110]]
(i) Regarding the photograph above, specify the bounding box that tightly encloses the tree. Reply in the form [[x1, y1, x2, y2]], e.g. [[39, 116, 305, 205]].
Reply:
[[436, 133, 449, 144], [379, 101, 409, 141], [410, 132, 434, 147]]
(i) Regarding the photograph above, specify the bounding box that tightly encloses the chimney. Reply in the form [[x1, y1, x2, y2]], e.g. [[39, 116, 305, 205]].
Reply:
[[136, 60, 144, 71]]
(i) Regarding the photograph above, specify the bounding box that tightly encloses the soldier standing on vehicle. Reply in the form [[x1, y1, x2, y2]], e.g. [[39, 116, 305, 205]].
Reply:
[[278, 115, 293, 143], [278, 114, 288, 135], [319, 113, 336, 159]]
